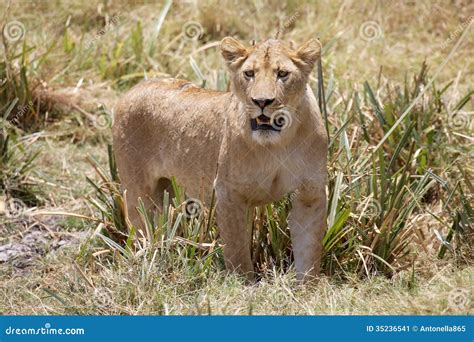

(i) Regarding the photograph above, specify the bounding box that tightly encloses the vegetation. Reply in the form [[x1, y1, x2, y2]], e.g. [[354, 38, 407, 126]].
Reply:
[[0, 0, 472, 315]]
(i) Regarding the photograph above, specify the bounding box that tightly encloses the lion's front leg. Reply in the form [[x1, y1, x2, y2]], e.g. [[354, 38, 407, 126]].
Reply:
[[288, 182, 327, 282], [215, 186, 254, 281]]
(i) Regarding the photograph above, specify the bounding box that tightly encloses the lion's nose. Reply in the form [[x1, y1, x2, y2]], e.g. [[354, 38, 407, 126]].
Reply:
[[252, 98, 275, 109]]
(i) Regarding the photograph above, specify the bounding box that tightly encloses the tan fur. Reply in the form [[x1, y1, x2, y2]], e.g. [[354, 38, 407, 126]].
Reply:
[[112, 37, 328, 282]]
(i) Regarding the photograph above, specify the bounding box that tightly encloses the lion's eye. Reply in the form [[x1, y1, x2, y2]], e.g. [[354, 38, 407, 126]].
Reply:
[[244, 70, 254, 79], [277, 70, 289, 79]]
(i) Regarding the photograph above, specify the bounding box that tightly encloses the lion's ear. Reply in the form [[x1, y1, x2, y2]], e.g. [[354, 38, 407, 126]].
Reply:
[[220, 37, 248, 69], [293, 38, 321, 71]]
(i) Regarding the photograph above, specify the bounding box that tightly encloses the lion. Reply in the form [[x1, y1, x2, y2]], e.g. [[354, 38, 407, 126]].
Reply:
[[112, 37, 328, 282]]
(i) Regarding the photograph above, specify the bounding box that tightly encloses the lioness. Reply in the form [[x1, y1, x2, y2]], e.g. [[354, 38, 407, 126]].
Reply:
[[113, 37, 327, 281]]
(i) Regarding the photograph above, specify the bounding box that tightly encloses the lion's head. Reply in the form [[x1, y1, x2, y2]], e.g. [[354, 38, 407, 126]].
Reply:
[[220, 37, 321, 145]]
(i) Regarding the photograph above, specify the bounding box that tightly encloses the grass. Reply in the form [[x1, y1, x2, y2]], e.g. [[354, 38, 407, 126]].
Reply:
[[1, 246, 472, 315], [0, 0, 472, 315]]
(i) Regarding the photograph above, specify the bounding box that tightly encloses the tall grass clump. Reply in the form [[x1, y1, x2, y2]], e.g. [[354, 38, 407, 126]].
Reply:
[[320, 63, 472, 276]]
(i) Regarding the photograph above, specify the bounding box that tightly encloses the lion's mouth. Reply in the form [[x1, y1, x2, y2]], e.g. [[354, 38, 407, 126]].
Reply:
[[250, 114, 279, 131]]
